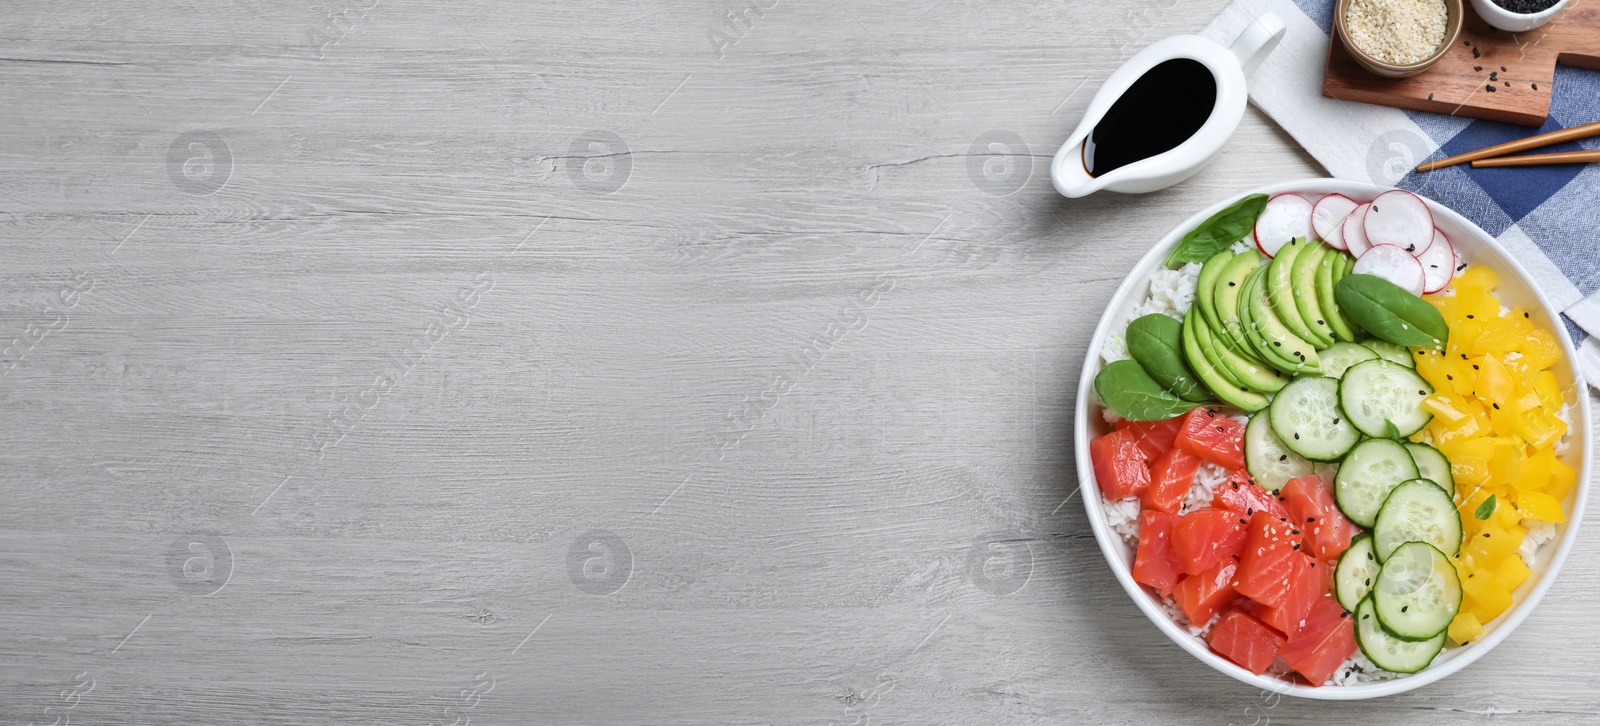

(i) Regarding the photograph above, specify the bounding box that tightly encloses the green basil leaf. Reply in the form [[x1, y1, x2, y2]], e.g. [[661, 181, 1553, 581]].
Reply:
[[1094, 359, 1198, 421], [1476, 495, 1497, 521], [1334, 274, 1450, 349], [1383, 420, 1401, 439], [1164, 194, 1269, 269], [1126, 314, 1214, 403]]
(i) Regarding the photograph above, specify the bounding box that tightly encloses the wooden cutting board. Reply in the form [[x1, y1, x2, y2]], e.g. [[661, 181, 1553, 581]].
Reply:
[[1322, 0, 1600, 125]]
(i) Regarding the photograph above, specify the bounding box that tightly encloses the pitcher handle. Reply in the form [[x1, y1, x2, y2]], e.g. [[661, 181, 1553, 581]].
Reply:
[[1228, 12, 1286, 77]]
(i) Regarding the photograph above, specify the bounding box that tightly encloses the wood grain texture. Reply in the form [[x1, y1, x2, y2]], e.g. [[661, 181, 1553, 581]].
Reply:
[[0, 1, 1595, 724], [1323, 0, 1600, 125]]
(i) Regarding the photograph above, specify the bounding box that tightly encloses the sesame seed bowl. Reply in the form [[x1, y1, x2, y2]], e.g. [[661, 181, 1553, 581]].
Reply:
[[1336, 0, 1465, 78]]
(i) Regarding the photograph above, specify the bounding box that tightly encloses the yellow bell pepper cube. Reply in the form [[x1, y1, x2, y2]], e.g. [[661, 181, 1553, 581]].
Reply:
[[1534, 370, 1563, 410], [1454, 265, 1500, 292], [1488, 438, 1523, 487], [1517, 328, 1562, 371], [1515, 488, 1565, 523], [1421, 394, 1471, 426], [1448, 611, 1485, 645], [1452, 455, 1491, 488], [1545, 456, 1577, 502], [1493, 555, 1532, 592], [1476, 355, 1514, 405], [1465, 522, 1525, 569], [1463, 574, 1514, 623]]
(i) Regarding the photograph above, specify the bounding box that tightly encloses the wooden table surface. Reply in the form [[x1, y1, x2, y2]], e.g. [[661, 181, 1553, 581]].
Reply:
[[3, 1, 1597, 723]]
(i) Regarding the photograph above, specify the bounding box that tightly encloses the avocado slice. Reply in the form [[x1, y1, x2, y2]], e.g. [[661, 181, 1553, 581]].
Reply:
[[1196, 249, 1234, 335], [1213, 250, 1263, 357], [1291, 243, 1337, 348], [1238, 267, 1302, 373], [1183, 309, 1268, 412], [1243, 266, 1321, 375], [1266, 238, 1322, 348], [1317, 250, 1358, 342], [1193, 313, 1290, 393], [1192, 312, 1245, 389]]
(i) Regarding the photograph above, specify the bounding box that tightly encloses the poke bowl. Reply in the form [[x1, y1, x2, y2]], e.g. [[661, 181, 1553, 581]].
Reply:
[[1074, 178, 1590, 699]]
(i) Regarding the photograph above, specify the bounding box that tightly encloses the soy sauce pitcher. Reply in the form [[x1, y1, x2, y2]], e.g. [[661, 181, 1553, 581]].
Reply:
[[1050, 14, 1285, 198]]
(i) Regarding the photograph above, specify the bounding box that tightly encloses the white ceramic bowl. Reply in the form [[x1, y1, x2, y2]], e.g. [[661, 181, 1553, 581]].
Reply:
[[1469, 0, 1566, 32], [1075, 179, 1591, 699]]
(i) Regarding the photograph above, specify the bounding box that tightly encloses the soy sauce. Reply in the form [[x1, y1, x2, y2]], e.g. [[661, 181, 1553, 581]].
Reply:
[[1084, 59, 1217, 177]]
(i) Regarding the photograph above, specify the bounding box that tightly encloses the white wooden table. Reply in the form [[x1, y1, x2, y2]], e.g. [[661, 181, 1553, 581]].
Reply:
[[3, 1, 1596, 723]]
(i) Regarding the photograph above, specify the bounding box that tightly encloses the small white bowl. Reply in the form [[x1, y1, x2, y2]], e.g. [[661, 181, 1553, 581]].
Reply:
[[1075, 178, 1591, 699], [1470, 0, 1567, 32]]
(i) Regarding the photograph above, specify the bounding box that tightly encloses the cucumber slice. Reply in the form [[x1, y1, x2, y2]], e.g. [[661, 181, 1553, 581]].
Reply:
[[1355, 596, 1446, 673], [1334, 438, 1420, 528], [1318, 342, 1380, 379], [1268, 377, 1359, 461], [1374, 479, 1462, 561], [1339, 359, 1434, 438], [1405, 442, 1455, 492], [1361, 339, 1415, 368], [1336, 534, 1381, 611], [1372, 541, 1461, 641], [1244, 412, 1314, 492]]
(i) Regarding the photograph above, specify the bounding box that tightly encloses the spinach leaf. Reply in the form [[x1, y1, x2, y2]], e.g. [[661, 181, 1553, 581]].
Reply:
[[1094, 359, 1198, 421], [1126, 314, 1213, 403], [1164, 193, 1268, 269], [1334, 274, 1450, 349]]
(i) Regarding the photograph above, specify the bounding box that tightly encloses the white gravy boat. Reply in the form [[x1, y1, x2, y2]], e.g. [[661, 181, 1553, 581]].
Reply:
[[1050, 13, 1285, 198]]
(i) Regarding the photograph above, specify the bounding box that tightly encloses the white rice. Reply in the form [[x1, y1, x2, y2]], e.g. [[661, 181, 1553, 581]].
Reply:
[[1519, 520, 1557, 566], [1099, 262, 1203, 365]]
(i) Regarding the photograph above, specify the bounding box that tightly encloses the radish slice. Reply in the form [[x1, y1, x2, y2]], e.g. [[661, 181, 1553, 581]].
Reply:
[[1416, 228, 1455, 294], [1363, 190, 1434, 255], [1311, 194, 1358, 250], [1353, 244, 1426, 296], [1343, 203, 1372, 257], [1254, 193, 1315, 257]]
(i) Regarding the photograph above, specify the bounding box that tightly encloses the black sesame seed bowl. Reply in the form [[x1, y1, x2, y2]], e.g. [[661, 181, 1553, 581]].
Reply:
[[1076, 179, 1592, 699], [1471, 0, 1567, 32]]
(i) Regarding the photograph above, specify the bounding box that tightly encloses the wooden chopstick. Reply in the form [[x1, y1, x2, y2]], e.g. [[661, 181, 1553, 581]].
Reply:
[[1415, 120, 1600, 172], [1470, 149, 1600, 168]]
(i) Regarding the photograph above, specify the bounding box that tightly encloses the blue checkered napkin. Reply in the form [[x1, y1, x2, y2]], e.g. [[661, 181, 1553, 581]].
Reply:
[[1202, 0, 1600, 387]]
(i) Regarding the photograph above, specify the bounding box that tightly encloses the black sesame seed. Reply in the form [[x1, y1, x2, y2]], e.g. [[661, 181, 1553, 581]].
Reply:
[[1364, 577, 1371, 586], [1467, 314, 1475, 319], [1488, 86, 1497, 93], [1419, 390, 1427, 396], [1473, 47, 1481, 58], [1473, 364, 1480, 370], [1229, 281, 1236, 286], [1489, 71, 1498, 80], [1317, 319, 1324, 325], [1493, 403, 1500, 409], [1428, 93, 1434, 101], [1447, 374, 1453, 380], [1505, 81, 1511, 87], [1524, 312, 1530, 318], [1474, 65, 1483, 72], [1293, 432, 1300, 440], [1333, 417, 1340, 424], [1217, 426, 1226, 433], [1402, 605, 1409, 612], [1274, 341, 1282, 347], [1532, 83, 1538, 90], [1502, 66, 1508, 71]]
